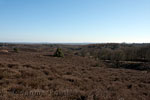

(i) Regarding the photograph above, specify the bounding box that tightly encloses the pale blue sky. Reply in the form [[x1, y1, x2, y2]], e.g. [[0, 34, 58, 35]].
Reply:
[[0, 0, 150, 43]]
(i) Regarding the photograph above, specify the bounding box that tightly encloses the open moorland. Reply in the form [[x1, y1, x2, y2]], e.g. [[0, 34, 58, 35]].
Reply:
[[0, 43, 150, 100]]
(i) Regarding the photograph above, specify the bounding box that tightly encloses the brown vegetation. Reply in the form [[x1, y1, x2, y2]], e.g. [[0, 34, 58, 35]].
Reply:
[[0, 43, 149, 100]]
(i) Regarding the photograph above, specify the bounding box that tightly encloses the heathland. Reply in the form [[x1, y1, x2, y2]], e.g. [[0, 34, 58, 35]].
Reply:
[[0, 43, 149, 100]]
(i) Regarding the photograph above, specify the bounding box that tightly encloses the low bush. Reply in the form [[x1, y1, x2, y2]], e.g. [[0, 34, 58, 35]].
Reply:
[[53, 48, 64, 57], [13, 48, 19, 53]]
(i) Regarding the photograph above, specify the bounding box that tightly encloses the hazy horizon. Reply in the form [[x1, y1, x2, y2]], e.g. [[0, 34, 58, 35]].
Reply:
[[0, 0, 150, 43]]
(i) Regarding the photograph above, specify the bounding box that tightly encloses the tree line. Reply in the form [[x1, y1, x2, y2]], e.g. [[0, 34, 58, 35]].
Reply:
[[78, 43, 150, 62]]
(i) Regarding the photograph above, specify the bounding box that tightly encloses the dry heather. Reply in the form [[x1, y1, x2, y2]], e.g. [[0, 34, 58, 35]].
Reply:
[[0, 47, 149, 100]]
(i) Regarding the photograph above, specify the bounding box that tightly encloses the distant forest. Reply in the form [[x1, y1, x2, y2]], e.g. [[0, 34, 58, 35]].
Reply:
[[77, 43, 150, 62]]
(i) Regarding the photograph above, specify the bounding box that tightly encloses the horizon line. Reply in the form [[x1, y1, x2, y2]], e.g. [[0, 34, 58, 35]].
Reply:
[[0, 42, 150, 44]]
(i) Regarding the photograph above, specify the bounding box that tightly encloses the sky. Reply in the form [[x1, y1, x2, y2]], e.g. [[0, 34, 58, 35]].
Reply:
[[0, 0, 150, 43]]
